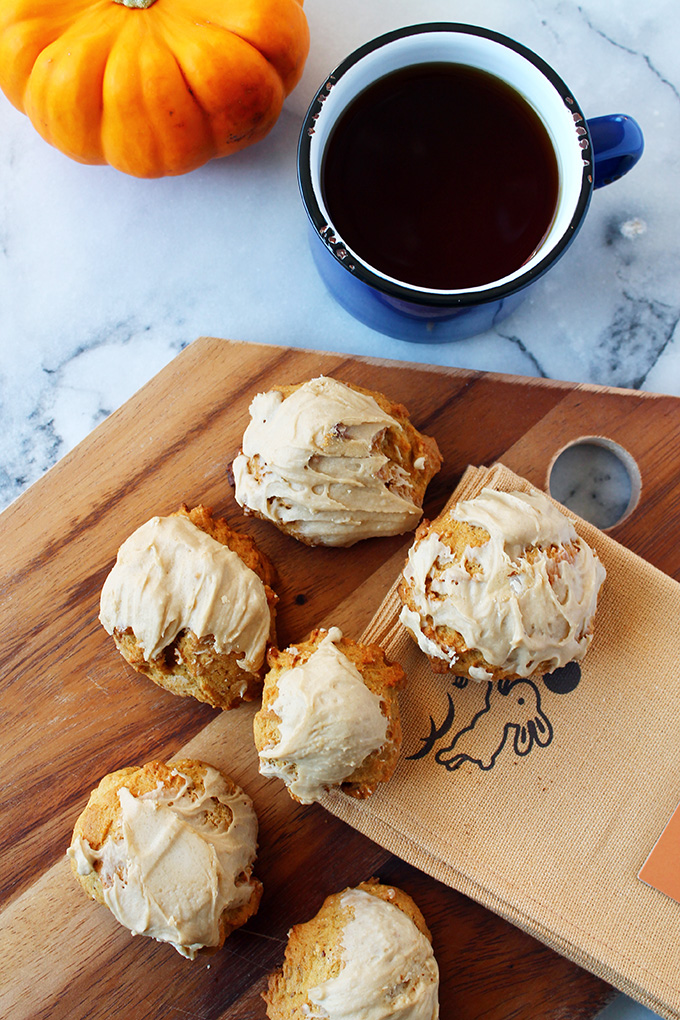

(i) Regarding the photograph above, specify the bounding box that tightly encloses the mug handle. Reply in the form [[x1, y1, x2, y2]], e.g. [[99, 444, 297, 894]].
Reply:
[[586, 114, 644, 189]]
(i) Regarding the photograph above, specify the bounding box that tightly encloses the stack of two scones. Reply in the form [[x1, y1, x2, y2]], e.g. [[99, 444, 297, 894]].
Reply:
[[69, 376, 443, 1017]]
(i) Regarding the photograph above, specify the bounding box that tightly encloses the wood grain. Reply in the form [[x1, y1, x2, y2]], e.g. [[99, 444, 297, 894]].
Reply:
[[3, 336, 678, 1019]]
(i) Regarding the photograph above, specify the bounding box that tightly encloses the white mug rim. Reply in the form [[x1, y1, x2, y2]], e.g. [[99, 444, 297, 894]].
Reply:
[[297, 22, 594, 306]]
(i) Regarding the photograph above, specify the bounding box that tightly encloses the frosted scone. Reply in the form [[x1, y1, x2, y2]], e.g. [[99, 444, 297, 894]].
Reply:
[[253, 627, 405, 803], [264, 880, 439, 1018], [399, 488, 606, 682], [232, 376, 442, 547], [99, 504, 278, 709], [67, 759, 262, 958]]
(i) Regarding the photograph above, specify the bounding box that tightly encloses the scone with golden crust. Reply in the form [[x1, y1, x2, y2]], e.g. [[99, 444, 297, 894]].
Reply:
[[232, 376, 442, 547], [254, 627, 405, 803], [67, 759, 263, 958], [100, 504, 278, 709], [264, 880, 439, 1018], [398, 487, 606, 683]]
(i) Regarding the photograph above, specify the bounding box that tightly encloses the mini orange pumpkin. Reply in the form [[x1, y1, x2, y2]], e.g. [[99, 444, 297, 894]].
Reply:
[[0, 0, 310, 177]]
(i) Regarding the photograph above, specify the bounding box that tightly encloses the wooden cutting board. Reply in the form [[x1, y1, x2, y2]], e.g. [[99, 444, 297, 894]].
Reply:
[[2, 337, 679, 1020]]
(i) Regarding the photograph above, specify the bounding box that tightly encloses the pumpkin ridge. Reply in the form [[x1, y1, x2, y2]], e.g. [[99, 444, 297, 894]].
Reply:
[[0, 0, 309, 175], [164, 44, 218, 157], [0, 0, 115, 116], [0, 5, 91, 113], [24, 4, 120, 163], [101, 17, 162, 174], [155, 12, 284, 126], [102, 15, 214, 176], [164, 0, 308, 91], [156, 1, 272, 74], [145, 7, 238, 158]]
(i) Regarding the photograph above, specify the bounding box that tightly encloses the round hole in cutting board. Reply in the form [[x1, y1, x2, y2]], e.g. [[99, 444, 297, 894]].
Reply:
[[547, 437, 641, 530]]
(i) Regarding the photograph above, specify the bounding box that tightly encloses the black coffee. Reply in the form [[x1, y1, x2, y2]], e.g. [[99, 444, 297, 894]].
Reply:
[[321, 62, 559, 290]]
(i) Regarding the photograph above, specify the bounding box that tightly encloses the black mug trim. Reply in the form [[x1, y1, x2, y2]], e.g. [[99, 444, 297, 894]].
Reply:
[[297, 22, 593, 308]]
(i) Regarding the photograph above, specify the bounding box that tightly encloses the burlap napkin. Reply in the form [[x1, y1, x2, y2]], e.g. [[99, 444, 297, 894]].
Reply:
[[322, 463, 680, 1019]]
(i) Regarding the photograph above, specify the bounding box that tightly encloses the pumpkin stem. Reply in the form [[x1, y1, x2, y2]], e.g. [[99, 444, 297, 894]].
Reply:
[[112, 0, 158, 8]]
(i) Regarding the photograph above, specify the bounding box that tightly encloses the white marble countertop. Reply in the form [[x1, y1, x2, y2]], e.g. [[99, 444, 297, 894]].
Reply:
[[1, 1, 677, 1016]]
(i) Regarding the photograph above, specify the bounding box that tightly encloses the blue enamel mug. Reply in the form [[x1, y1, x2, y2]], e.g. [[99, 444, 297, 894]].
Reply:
[[297, 23, 644, 343]]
